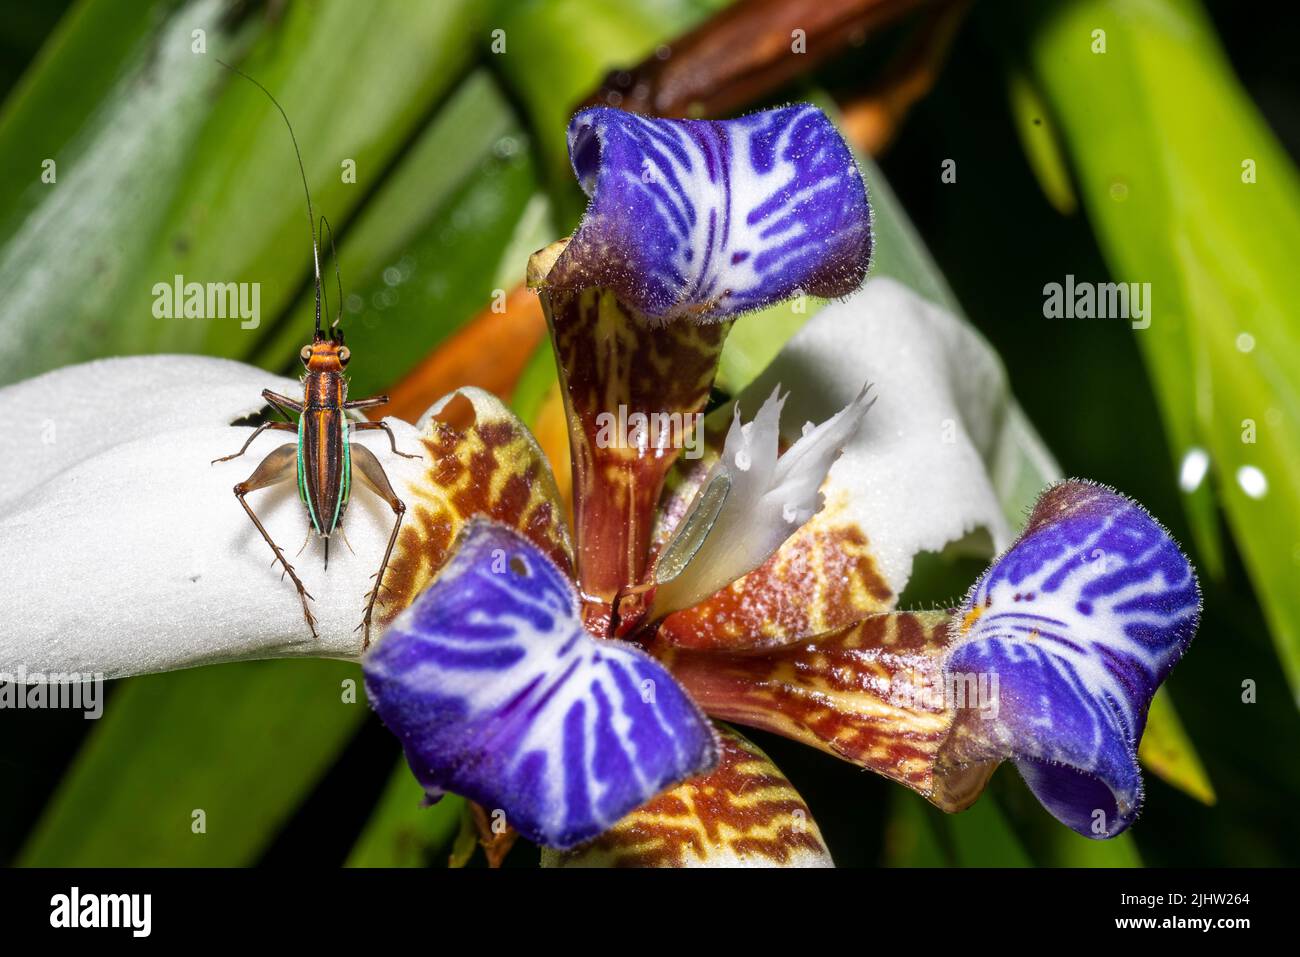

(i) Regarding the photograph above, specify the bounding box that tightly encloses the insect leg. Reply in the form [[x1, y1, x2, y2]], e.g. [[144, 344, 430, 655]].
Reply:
[[343, 395, 389, 411], [350, 442, 407, 649], [233, 443, 319, 639], [351, 420, 421, 459], [263, 389, 304, 422], [211, 420, 296, 463]]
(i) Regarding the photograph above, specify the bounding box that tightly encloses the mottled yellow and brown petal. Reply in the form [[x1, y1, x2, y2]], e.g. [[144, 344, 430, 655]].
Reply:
[[541, 726, 831, 867], [380, 387, 572, 626], [643, 420, 894, 651], [655, 491, 895, 650], [651, 610, 997, 812]]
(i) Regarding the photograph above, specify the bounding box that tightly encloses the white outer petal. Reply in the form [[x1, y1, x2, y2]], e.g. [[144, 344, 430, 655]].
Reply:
[[737, 277, 1033, 596], [0, 355, 300, 506], [0, 356, 430, 677]]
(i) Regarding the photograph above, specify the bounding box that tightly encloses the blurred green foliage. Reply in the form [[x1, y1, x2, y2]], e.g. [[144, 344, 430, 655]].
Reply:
[[20, 659, 365, 866], [1017, 0, 1300, 704]]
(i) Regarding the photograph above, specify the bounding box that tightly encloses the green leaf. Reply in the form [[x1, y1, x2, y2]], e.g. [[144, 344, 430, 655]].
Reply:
[[1005, 67, 1078, 216], [1139, 687, 1216, 806], [331, 151, 542, 400], [0, 0, 486, 384], [249, 68, 532, 378], [488, 0, 721, 222], [0, 0, 252, 385], [346, 762, 464, 868], [21, 660, 366, 866], [1044, 827, 1142, 867], [945, 790, 1033, 867], [882, 792, 949, 866], [161, 0, 485, 361], [1018, 0, 1300, 702], [253, 75, 543, 395], [0, 0, 179, 231]]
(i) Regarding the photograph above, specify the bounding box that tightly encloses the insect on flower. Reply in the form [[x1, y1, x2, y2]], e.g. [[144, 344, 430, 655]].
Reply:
[[209, 63, 419, 648]]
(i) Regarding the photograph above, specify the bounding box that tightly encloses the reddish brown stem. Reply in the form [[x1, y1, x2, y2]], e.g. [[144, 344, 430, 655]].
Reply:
[[582, 0, 934, 119]]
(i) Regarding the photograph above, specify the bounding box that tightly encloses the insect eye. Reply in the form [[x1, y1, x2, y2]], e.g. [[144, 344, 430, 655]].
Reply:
[[300, 345, 312, 362], [338, 347, 351, 363]]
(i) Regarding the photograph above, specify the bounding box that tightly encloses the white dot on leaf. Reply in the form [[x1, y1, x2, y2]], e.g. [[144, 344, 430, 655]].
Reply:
[[1236, 465, 1267, 499], [1178, 447, 1209, 493]]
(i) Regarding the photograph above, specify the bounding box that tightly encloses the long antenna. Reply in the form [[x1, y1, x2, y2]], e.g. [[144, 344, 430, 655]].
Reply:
[[215, 59, 323, 338], [317, 215, 331, 333], [319, 214, 344, 336]]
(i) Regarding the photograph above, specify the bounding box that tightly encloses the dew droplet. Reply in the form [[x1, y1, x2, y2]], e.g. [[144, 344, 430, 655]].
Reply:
[[1236, 465, 1268, 499], [1178, 447, 1210, 493], [1236, 332, 1256, 353]]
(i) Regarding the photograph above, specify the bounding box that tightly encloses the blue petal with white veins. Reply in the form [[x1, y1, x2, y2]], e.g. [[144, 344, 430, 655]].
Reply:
[[944, 480, 1200, 838], [363, 519, 720, 849], [551, 104, 871, 323]]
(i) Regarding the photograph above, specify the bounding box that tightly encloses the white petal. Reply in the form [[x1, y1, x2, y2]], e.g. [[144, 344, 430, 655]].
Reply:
[[652, 385, 872, 616], [0, 356, 432, 677], [0, 355, 300, 507], [729, 277, 1048, 598], [766, 383, 874, 526]]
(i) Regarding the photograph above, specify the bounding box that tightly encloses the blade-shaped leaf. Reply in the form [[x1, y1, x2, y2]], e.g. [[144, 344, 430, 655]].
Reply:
[[1017, 0, 1300, 701], [21, 659, 365, 866], [346, 762, 465, 868], [250, 69, 550, 390], [0, 0, 246, 384]]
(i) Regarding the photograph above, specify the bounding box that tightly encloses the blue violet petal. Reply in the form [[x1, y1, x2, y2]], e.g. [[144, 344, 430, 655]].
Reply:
[[944, 480, 1200, 838], [552, 104, 872, 323], [363, 519, 720, 849]]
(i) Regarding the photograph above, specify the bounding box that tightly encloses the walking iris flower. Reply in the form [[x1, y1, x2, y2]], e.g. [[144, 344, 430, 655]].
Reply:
[[0, 104, 1200, 866], [361, 105, 1201, 862]]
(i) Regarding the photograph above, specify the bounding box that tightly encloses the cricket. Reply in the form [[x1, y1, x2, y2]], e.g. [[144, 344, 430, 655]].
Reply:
[[211, 63, 419, 648]]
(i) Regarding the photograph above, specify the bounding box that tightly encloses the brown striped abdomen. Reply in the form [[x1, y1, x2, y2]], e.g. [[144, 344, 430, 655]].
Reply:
[[299, 371, 349, 535]]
